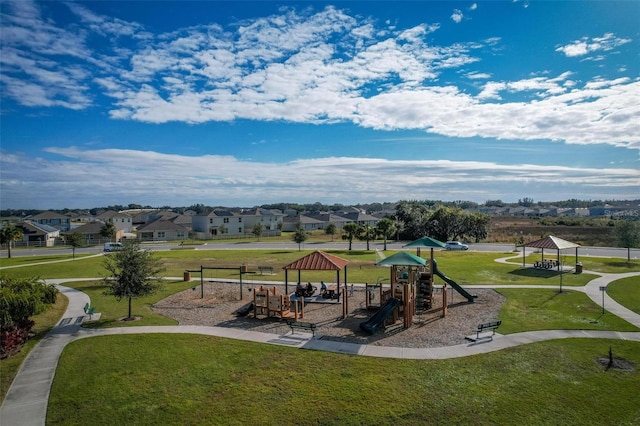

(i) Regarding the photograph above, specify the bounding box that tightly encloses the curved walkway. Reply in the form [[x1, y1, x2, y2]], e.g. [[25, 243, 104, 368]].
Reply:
[[2, 271, 640, 426]]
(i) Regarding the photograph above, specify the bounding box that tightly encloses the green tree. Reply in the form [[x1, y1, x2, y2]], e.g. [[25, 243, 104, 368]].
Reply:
[[218, 225, 227, 236], [325, 222, 337, 242], [67, 231, 84, 259], [615, 220, 640, 261], [292, 224, 307, 251], [103, 240, 165, 320], [464, 213, 490, 243], [357, 224, 377, 251], [341, 222, 360, 251], [252, 223, 263, 241], [376, 218, 397, 250], [427, 206, 466, 242], [100, 221, 116, 242], [0, 224, 23, 259]]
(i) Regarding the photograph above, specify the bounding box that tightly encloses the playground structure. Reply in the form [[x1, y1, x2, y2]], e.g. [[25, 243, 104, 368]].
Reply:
[[253, 285, 304, 320], [362, 247, 476, 334]]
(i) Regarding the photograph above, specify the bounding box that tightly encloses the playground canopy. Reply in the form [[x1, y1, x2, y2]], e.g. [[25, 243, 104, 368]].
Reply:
[[403, 236, 446, 256], [522, 235, 581, 270], [282, 250, 349, 293], [376, 251, 426, 266]]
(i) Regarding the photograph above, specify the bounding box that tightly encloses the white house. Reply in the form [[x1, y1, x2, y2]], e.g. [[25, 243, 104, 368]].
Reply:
[[192, 210, 244, 239], [239, 208, 284, 236]]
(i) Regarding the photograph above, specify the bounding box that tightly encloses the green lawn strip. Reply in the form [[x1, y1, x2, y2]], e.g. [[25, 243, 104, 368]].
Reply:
[[0, 292, 68, 403], [0, 253, 94, 268], [504, 254, 640, 274], [48, 335, 640, 425], [496, 288, 639, 334], [62, 280, 195, 328], [607, 276, 640, 315], [0, 250, 622, 287]]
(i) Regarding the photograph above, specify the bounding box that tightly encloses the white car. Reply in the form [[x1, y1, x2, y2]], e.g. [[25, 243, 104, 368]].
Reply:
[[445, 241, 469, 251]]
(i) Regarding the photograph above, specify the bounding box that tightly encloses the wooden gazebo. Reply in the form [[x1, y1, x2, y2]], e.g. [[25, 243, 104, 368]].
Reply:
[[282, 250, 349, 318], [522, 235, 581, 271]]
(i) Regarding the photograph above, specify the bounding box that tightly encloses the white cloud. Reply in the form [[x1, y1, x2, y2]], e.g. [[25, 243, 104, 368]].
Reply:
[[470, 4, 478, 11], [1, 148, 637, 209], [451, 10, 464, 24], [1, 2, 638, 151], [556, 33, 632, 57]]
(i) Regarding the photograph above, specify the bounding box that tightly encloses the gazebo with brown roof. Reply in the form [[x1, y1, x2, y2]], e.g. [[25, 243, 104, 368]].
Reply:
[[282, 250, 349, 318], [522, 235, 581, 271]]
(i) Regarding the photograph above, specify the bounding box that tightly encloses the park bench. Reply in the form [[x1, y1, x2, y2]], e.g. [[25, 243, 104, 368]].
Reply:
[[258, 266, 274, 275], [83, 302, 95, 319], [465, 320, 501, 342], [286, 320, 317, 336]]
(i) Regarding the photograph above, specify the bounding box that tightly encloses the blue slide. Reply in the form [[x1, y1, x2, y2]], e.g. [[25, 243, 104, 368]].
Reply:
[[432, 259, 477, 303], [360, 298, 401, 334]]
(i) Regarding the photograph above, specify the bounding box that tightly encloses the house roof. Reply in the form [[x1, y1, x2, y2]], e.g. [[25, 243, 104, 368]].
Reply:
[[18, 221, 59, 235], [283, 250, 349, 270], [30, 211, 70, 220], [70, 221, 105, 234], [137, 219, 188, 232], [96, 210, 130, 219]]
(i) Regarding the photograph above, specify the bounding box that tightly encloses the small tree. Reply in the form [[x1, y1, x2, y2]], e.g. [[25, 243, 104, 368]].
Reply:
[[103, 240, 165, 320], [252, 223, 263, 241], [615, 219, 640, 261], [292, 224, 308, 251], [1, 224, 23, 259], [67, 231, 84, 259], [325, 222, 337, 242], [100, 221, 116, 242], [342, 222, 359, 251], [376, 218, 397, 251]]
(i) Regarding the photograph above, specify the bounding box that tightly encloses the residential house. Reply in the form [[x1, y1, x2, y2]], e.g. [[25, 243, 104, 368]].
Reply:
[[336, 211, 380, 227], [192, 210, 244, 239], [137, 219, 188, 241], [95, 210, 133, 233], [281, 215, 325, 232], [68, 221, 125, 244], [29, 211, 71, 231], [16, 222, 60, 246], [239, 208, 284, 236], [304, 213, 352, 229]]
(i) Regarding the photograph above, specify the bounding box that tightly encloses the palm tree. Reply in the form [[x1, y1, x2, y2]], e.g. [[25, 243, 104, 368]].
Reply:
[[357, 224, 377, 251], [0, 225, 23, 258], [341, 222, 359, 251], [376, 218, 397, 251]]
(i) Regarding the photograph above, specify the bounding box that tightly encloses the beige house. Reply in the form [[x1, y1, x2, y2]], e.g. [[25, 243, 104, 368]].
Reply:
[[137, 219, 188, 241], [192, 210, 244, 239]]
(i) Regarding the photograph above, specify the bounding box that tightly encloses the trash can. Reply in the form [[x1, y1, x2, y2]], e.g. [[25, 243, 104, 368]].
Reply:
[[184, 271, 191, 281], [575, 263, 583, 274]]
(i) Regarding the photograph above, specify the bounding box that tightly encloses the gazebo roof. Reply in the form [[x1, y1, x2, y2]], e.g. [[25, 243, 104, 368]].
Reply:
[[376, 251, 426, 267], [282, 250, 349, 271], [403, 236, 446, 248], [525, 235, 580, 250]]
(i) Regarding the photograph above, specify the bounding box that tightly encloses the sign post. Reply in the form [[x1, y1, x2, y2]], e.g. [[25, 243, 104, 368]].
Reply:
[[599, 286, 606, 315]]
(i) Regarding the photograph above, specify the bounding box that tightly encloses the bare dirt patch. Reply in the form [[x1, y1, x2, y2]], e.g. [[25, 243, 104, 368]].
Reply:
[[153, 281, 505, 348]]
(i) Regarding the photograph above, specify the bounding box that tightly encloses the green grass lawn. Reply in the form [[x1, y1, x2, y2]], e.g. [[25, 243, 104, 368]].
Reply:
[[496, 289, 639, 334], [608, 276, 640, 315], [64, 280, 196, 328], [48, 334, 640, 425], [1, 249, 599, 287]]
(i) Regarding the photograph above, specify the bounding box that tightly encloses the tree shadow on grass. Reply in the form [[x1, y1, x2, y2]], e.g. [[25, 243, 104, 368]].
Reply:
[[508, 268, 561, 279]]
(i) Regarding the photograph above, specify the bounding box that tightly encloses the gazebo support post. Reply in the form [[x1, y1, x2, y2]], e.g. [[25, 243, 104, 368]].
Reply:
[[285, 270, 288, 294]]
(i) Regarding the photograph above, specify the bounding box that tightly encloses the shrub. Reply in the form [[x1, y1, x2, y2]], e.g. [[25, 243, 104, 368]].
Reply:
[[0, 277, 58, 358]]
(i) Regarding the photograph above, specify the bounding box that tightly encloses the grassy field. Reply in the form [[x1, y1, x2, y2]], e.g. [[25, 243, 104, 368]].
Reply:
[[1, 249, 604, 287], [608, 276, 640, 315], [48, 334, 640, 425], [2, 249, 639, 423]]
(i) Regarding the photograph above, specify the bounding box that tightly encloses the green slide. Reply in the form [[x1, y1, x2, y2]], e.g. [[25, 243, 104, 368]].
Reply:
[[359, 298, 401, 334], [432, 259, 477, 303]]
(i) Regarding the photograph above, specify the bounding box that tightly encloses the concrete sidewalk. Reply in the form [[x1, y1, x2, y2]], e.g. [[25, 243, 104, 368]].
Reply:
[[2, 272, 640, 426]]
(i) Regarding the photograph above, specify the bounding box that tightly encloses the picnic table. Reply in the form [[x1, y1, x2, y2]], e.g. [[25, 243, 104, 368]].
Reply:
[[534, 259, 558, 269]]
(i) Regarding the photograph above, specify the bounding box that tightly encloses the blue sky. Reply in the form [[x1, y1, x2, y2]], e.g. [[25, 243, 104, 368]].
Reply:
[[1, 1, 638, 209]]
